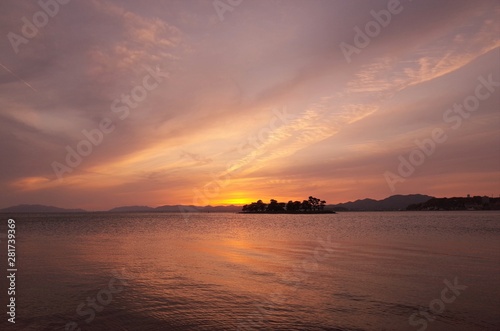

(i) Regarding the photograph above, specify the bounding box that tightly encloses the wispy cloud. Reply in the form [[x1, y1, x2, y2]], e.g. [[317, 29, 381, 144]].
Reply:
[[0, 0, 498, 208]]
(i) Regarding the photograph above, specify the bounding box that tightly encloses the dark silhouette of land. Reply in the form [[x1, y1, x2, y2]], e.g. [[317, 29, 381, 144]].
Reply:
[[0, 204, 86, 213], [329, 194, 433, 211], [241, 196, 335, 214], [2, 195, 499, 213], [407, 196, 500, 211]]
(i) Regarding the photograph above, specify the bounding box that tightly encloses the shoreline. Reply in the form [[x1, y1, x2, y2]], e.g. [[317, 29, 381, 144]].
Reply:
[[238, 210, 336, 214]]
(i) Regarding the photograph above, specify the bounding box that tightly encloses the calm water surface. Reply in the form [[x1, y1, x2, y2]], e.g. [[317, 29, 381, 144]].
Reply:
[[1, 211, 499, 330]]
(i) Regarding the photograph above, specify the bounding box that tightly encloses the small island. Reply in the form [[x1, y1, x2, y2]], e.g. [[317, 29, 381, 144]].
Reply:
[[240, 196, 335, 214]]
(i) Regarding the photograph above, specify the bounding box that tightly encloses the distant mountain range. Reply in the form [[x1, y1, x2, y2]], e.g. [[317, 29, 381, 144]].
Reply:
[[407, 196, 500, 211], [0, 194, 435, 213], [328, 194, 433, 211], [0, 204, 241, 213], [108, 205, 242, 213], [0, 204, 86, 213]]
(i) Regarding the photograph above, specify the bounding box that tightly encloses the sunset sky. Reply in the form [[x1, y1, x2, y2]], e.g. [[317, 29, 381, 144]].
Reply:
[[1, 0, 499, 210]]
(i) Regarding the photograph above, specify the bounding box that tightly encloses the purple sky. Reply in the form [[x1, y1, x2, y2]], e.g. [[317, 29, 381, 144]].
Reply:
[[0, 0, 499, 210]]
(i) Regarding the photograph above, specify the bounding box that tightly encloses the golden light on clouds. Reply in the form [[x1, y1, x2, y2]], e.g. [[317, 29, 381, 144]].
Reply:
[[0, 0, 499, 209]]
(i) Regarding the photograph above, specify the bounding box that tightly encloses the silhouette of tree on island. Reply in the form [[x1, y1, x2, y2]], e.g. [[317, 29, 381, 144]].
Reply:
[[242, 196, 333, 213]]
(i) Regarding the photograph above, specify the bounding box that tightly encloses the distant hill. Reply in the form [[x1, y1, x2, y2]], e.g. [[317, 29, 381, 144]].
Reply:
[[329, 194, 433, 211], [0, 204, 86, 213], [407, 196, 500, 211], [108, 205, 156, 212], [0, 195, 436, 213], [155, 205, 195, 212], [0, 203, 242, 213], [108, 205, 242, 213], [155, 205, 241, 213]]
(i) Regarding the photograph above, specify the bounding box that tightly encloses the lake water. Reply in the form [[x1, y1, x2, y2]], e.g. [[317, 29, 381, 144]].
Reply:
[[1, 211, 499, 330]]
